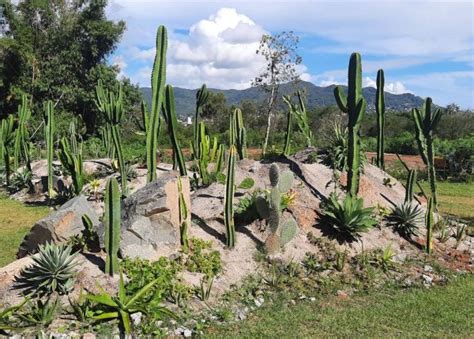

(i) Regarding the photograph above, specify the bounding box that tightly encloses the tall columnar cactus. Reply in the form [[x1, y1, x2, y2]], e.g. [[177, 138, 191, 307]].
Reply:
[[256, 163, 298, 253], [178, 176, 189, 251], [193, 84, 209, 159], [405, 169, 417, 204], [58, 137, 83, 196], [143, 25, 167, 182], [375, 69, 385, 170], [43, 101, 55, 198], [224, 145, 237, 248], [412, 98, 441, 209], [283, 95, 293, 156], [229, 108, 247, 159], [334, 53, 367, 197], [283, 91, 312, 148], [193, 122, 224, 186], [425, 197, 434, 254], [13, 94, 32, 172], [95, 80, 127, 195], [104, 177, 121, 276], [163, 85, 187, 176], [0, 115, 15, 186]]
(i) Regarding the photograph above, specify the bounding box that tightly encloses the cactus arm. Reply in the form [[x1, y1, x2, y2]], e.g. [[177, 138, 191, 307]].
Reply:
[[104, 177, 121, 276], [334, 86, 348, 113], [164, 85, 187, 176], [375, 69, 385, 170], [224, 145, 237, 248], [193, 84, 209, 160], [347, 53, 363, 114], [405, 169, 417, 204]]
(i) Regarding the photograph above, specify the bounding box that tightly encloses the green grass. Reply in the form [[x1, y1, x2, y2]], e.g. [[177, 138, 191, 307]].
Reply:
[[0, 195, 49, 267], [207, 275, 474, 338], [419, 181, 474, 222]]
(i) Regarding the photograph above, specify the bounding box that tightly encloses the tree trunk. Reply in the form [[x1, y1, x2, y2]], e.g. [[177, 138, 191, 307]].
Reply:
[[262, 85, 277, 156]]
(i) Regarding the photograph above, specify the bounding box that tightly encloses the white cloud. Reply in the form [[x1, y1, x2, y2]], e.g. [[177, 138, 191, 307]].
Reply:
[[363, 77, 411, 94], [112, 55, 128, 78]]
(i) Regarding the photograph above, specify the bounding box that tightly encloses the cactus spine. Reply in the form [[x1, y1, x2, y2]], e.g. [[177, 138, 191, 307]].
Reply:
[[412, 98, 441, 209], [13, 94, 32, 172], [405, 169, 417, 204], [256, 164, 297, 253], [95, 80, 127, 195], [144, 25, 167, 182], [178, 176, 189, 251], [43, 101, 55, 198], [224, 145, 237, 248], [229, 108, 247, 159], [0, 116, 15, 186], [58, 136, 83, 196], [375, 69, 385, 170], [193, 84, 209, 160], [425, 197, 434, 254], [104, 177, 121, 276], [163, 85, 187, 176], [334, 53, 367, 197]]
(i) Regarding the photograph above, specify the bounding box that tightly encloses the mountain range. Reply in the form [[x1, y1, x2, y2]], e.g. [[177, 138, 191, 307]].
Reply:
[[140, 80, 426, 117]]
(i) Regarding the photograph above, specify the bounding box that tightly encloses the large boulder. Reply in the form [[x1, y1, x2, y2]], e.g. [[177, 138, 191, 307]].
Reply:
[[17, 195, 100, 258], [106, 171, 191, 260]]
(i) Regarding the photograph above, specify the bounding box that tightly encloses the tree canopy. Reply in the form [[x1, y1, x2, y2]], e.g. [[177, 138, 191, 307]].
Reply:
[[0, 0, 141, 133]]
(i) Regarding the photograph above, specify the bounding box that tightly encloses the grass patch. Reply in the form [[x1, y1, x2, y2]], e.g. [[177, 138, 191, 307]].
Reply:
[[207, 275, 474, 338], [419, 181, 474, 222], [0, 195, 49, 267]]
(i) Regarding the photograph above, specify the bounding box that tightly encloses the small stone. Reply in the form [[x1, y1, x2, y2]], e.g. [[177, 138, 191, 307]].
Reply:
[[254, 296, 264, 307], [424, 265, 433, 272], [422, 274, 433, 285], [310, 297, 316, 302], [183, 329, 192, 337], [290, 299, 296, 305], [336, 290, 349, 299], [131, 312, 142, 326], [82, 333, 96, 339], [299, 295, 306, 300]]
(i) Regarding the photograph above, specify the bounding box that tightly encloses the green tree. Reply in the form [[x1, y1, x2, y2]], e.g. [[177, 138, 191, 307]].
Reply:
[[0, 0, 141, 133]]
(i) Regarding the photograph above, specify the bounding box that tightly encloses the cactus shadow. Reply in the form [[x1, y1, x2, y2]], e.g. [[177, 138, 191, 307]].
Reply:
[[192, 214, 227, 244]]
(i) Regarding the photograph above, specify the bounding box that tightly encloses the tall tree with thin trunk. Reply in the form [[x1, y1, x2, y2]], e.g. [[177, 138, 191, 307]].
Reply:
[[252, 31, 301, 156]]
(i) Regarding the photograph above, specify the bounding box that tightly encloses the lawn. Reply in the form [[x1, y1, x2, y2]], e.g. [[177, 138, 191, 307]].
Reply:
[[207, 275, 474, 337], [420, 181, 474, 222], [0, 195, 49, 267]]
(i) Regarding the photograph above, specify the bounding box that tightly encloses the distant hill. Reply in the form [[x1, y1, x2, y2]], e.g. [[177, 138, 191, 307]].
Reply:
[[140, 81, 426, 117]]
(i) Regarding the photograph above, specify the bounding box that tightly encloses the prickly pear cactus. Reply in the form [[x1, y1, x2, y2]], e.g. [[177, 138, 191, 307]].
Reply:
[[258, 163, 298, 253]]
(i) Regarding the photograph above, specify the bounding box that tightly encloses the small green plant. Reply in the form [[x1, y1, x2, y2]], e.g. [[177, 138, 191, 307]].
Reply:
[[68, 289, 94, 323], [17, 242, 78, 296], [453, 223, 466, 248], [320, 193, 377, 241], [8, 168, 32, 193], [197, 276, 214, 301], [387, 203, 423, 239], [334, 249, 348, 272], [17, 296, 60, 328], [186, 238, 222, 278], [88, 178, 101, 201], [68, 214, 99, 252], [437, 220, 451, 243], [370, 245, 395, 272], [86, 271, 175, 336], [58, 136, 83, 196], [0, 299, 28, 331]]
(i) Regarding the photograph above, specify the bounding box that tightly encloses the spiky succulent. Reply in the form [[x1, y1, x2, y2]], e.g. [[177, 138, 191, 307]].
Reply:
[[17, 242, 78, 296], [321, 193, 377, 241], [387, 202, 423, 239]]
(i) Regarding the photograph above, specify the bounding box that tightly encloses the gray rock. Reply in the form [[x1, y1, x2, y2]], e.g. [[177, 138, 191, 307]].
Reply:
[[99, 172, 191, 260], [17, 195, 100, 258]]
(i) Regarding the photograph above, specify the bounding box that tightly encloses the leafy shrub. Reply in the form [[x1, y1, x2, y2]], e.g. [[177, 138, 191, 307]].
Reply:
[[186, 238, 222, 278], [387, 202, 422, 239], [17, 243, 78, 296], [320, 193, 377, 241], [8, 169, 32, 193]]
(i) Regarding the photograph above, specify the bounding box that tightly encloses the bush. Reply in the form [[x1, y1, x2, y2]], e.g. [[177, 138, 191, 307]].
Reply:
[[320, 193, 377, 241]]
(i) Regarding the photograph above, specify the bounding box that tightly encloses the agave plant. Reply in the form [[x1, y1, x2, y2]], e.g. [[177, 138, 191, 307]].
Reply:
[[86, 271, 175, 335], [387, 202, 423, 239], [17, 242, 78, 296], [321, 193, 377, 241]]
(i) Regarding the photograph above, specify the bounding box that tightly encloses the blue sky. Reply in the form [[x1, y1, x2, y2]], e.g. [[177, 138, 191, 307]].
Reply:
[[106, 1, 474, 108]]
